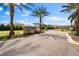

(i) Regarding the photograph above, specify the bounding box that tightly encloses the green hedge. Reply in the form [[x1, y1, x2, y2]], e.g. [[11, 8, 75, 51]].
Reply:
[[0, 24, 23, 30]]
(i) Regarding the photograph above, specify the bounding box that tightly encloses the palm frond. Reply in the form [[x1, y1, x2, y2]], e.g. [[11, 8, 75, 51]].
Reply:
[[68, 11, 77, 24], [31, 6, 50, 18], [15, 4, 23, 13], [20, 3, 33, 10], [26, 3, 34, 7], [3, 6, 8, 11], [61, 3, 76, 13]]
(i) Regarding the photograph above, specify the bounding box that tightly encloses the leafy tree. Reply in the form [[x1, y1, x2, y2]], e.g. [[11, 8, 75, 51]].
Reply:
[[61, 3, 79, 34], [1, 3, 34, 36], [5, 24, 10, 30], [31, 6, 50, 32], [0, 24, 5, 30]]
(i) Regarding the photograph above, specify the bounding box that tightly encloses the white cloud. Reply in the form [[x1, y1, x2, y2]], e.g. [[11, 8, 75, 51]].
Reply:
[[34, 18, 39, 23], [21, 11, 30, 16], [25, 11, 30, 14], [15, 19, 33, 25], [4, 4, 9, 6], [16, 3, 20, 5], [22, 3, 26, 4], [43, 16, 70, 25], [45, 16, 67, 21], [5, 12, 10, 15], [23, 10, 31, 14], [21, 14, 28, 16], [0, 7, 3, 11], [0, 21, 9, 24]]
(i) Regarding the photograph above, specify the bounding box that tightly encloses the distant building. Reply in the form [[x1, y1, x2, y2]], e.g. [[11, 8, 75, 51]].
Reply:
[[33, 23, 40, 28], [33, 23, 40, 32]]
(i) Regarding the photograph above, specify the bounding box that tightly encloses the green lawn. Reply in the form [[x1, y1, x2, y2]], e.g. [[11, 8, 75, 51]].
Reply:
[[0, 29, 45, 40], [0, 30, 23, 37]]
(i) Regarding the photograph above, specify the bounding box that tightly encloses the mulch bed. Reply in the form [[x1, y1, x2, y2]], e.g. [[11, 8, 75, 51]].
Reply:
[[69, 34, 79, 41]]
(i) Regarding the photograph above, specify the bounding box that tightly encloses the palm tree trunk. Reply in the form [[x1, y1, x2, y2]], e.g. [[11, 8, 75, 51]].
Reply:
[[77, 16, 79, 32], [75, 20, 78, 31], [9, 3, 15, 36], [39, 16, 42, 32], [76, 12, 79, 33], [74, 18, 79, 36], [74, 20, 76, 31], [70, 22, 73, 31]]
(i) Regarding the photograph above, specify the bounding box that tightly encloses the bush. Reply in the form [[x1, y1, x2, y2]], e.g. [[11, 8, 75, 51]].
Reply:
[[0, 24, 5, 30], [71, 31, 79, 36], [47, 25, 55, 29], [75, 32, 79, 36], [0, 36, 10, 41], [5, 24, 10, 30], [41, 24, 46, 29], [0, 24, 23, 30]]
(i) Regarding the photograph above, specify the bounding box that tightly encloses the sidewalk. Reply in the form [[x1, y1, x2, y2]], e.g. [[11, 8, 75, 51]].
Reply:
[[66, 32, 79, 45]]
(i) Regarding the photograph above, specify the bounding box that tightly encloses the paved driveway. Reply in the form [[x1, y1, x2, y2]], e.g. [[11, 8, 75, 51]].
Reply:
[[0, 30, 79, 56]]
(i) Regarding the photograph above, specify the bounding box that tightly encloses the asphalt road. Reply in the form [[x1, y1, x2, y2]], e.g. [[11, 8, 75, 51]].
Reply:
[[0, 30, 79, 56]]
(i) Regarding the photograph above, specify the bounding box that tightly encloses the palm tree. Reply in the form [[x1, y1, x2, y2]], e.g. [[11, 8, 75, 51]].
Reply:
[[31, 6, 50, 32], [1, 3, 34, 36], [61, 3, 79, 33]]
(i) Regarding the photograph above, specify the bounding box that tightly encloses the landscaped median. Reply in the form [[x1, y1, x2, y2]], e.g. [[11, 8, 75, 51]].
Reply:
[[66, 32, 79, 45]]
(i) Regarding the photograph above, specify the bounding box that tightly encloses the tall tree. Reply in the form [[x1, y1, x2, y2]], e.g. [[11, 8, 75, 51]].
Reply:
[[61, 3, 79, 33], [1, 3, 34, 36], [31, 6, 50, 32]]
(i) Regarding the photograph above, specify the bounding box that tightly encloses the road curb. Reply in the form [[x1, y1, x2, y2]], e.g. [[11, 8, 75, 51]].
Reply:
[[66, 32, 79, 45]]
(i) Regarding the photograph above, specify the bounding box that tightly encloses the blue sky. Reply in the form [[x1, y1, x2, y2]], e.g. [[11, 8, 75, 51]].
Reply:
[[0, 3, 70, 25]]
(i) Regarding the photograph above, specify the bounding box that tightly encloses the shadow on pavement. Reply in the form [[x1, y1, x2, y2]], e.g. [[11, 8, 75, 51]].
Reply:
[[0, 41, 6, 48], [3, 39, 21, 49], [0, 42, 41, 56], [39, 33, 67, 40]]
